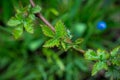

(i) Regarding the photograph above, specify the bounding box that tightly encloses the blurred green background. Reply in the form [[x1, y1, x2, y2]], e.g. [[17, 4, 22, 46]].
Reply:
[[0, 0, 120, 80]]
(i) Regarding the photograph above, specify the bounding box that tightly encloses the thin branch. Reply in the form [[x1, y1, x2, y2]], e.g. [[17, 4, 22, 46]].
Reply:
[[29, 0, 55, 32], [73, 47, 85, 54], [29, 0, 85, 54]]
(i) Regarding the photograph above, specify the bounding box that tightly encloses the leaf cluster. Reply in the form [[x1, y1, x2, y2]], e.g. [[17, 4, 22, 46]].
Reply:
[[85, 46, 120, 78], [42, 21, 83, 52], [7, 5, 41, 39]]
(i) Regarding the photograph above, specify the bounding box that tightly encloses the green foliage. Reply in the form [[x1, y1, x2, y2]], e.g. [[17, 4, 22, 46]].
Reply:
[[43, 48, 65, 70], [31, 5, 41, 14], [92, 61, 108, 76], [43, 38, 60, 47], [85, 49, 109, 61], [110, 47, 120, 66], [41, 25, 54, 38], [7, 5, 35, 39], [42, 20, 69, 48], [85, 49, 98, 60], [74, 38, 83, 45], [85, 47, 120, 79], [24, 21, 34, 33], [0, 0, 120, 80], [55, 20, 67, 38], [7, 17, 21, 26], [42, 21, 84, 51], [111, 47, 120, 57], [105, 66, 120, 79], [12, 25, 23, 39]]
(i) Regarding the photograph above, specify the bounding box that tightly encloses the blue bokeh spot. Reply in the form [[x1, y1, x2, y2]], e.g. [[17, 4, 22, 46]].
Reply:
[[97, 21, 107, 30]]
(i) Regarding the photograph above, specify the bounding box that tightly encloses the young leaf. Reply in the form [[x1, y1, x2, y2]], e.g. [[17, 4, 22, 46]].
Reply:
[[55, 20, 67, 38], [41, 25, 54, 37], [29, 14, 35, 21], [92, 61, 108, 76], [85, 49, 98, 60], [12, 26, 23, 39], [111, 51, 120, 66], [112, 58, 120, 66], [31, 5, 41, 14], [7, 17, 21, 26], [43, 38, 60, 47], [24, 23, 34, 33], [111, 47, 120, 57], [97, 49, 109, 60]]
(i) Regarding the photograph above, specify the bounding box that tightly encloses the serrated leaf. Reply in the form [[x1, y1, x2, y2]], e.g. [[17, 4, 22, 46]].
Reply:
[[31, 5, 41, 14], [55, 20, 67, 38], [12, 26, 23, 39], [112, 58, 120, 66], [24, 23, 34, 33], [41, 25, 54, 37], [111, 47, 120, 57], [85, 49, 98, 60], [97, 49, 109, 60], [92, 61, 108, 76], [111, 53, 120, 66], [43, 38, 60, 47], [7, 17, 21, 26]]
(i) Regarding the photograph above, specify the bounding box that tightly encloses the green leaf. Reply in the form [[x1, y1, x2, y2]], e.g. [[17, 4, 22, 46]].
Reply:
[[74, 38, 83, 45], [41, 25, 54, 37], [85, 49, 98, 60], [111, 47, 120, 57], [29, 14, 35, 21], [12, 26, 23, 39], [97, 49, 109, 60], [85, 49, 110, 61], [112, 58, 120, 66], [24, 23, 34, 33], [92, 61, 108, 76], [55, 20, 67, 38], [61, 42, 67, 50], [111, 50, 120, 66], [31, 5, 41, 14], [15, 13, 23, 21], [7, 17, 21, 26], [43, 38, 60, 47]]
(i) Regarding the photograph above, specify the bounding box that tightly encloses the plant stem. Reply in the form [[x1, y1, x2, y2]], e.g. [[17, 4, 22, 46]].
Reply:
[[73, 47, 85, 54], [29, 0, 55, 32], [29, 0, 85, 54]]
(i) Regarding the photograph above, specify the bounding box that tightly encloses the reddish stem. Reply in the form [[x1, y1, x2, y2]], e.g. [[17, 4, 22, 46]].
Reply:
[[29, 0, 55, 32]]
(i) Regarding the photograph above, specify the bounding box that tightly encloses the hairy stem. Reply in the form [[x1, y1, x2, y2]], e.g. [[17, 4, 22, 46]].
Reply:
[[29, 0, 55, 32]]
